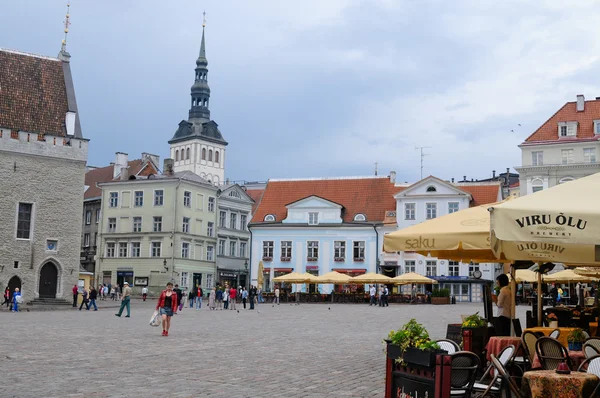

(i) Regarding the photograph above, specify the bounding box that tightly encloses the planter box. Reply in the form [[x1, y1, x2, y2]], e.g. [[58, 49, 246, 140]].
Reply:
[[462, 326, 489, 360], [385, 342, 445, 368], [431, 297, 450, 305], [568, 342, 583, 351]]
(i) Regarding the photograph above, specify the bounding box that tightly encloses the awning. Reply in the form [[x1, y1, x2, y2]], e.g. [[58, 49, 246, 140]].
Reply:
[[263, 268, 293, 273], [332, 268, 367, 274]]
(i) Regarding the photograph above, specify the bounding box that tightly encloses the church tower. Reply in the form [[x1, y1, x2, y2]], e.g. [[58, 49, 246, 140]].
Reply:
[[169, 14, 227, 185]]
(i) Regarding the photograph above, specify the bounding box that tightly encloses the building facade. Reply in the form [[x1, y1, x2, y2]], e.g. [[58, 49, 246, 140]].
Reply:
[[95, 161, 218, 294], [516, 94, 600, 196], [0, 48, 88, 302]]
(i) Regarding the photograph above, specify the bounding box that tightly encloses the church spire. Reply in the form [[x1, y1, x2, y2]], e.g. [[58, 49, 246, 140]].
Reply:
[[58, 1, 71, 61], [189, 11, 210, 121]]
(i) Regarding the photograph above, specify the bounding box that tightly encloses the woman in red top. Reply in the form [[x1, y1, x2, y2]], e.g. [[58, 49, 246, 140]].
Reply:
[[156, 282, 178, 336]]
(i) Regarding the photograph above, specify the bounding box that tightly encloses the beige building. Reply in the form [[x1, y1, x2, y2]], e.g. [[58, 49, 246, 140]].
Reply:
[[96, 160, 218, 294]]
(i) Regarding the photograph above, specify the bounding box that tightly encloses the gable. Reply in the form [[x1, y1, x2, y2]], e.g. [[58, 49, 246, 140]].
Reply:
[[395, 176, 470, 199], [220, 184, 254, 204], [286, 195, 343, 209]]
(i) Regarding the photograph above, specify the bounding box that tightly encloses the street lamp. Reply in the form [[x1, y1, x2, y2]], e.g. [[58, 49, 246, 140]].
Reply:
[[163, 259, 168, 272], [244, 260, 248, 271]]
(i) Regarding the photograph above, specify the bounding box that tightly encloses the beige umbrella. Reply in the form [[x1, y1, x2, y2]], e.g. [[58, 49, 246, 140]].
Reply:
[[507, 269, 539, 283], [574, 267, 600, 278], [314, 271, 352, 284], [299, 272, 319, 283], [257, 261, 264, 288], [350, 272, 394, 284], [544, 269, 596, 282], [392, 272, 438, 285], [272, 272, 303, 282]]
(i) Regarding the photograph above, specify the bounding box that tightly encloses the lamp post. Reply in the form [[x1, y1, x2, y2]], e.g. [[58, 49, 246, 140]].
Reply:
[[163, 259, 168, 272], [244, 260, 248, 289]]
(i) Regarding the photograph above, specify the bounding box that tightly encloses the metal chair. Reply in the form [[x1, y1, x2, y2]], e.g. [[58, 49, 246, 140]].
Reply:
[[577, 355, 600, 398], [436, 339, 461, 355], [583, 330, 591, 340], [471, 345, 515, 395], [584, 342, 600, 359], [521, 330, 539, 365], [490, 354, 524, 398], [585, 337, 600, 353], [448, 351, 480, 397], [535, 336, 572, 370], [512, 318, 523, 337], [549, 329, 560, 339]]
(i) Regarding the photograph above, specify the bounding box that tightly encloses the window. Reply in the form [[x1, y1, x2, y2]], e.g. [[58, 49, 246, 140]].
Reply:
[[207, 222, 214, 237], [426, 260, 437, 277], [353, 241, 365, 261], [206, 245, 214, 261], [281, 241, 292, 258], [109, 192, 118, 208], [240, 242, 247, 257], [154, 190, 164, 206], [218, 239, 226, 256], [595, 121, 600, 135], [153, 216, 162, 232], [230, 213, 237, 229], [240, 214, 247, 230], [134, 191, 144, 207], [448, 261, 459, 277], [131, 242, 141, 257], [469, 263, 480, 277], [151, 242, 162, 257], [13, 261, 19, 269], [182, 217, 190, 233], [354, 214, 366, 221], [229, 241, 237, 257], [229, 190, 241, 199], [219, 211, 226, 227], [405, 260, 415, 274], [133, 217, 142, 232], [208, 149, 213, 161], [584, 148, 596, 163], [119, 242, 128, 257], [264, 214, 275, 222], [263, 241, 274, 259], [561, 149, 574, 165], [208, 197, 215, 212], [108, 218, 116, 233], [215, 151, 220, 163], [46, 239, 58, 251], [85, 210, 92, 225], [560, 125, 567, 137], [405, 203, 415, 220], [426, 186, 437, 192], [106, 242, 116, 257], [182, 242, 190, 258], [84, 233, 90, 247], [180, 272, 189, 288], [202, 148, 206, 160], [206, 274, 213, 288], [531, 151, 543, 166], [334, 241, 346, 259], [559, 177, 575, 184], [186, 148, 190, 160], [183, 191, 191, 207], [308, 212, 319, 225], [426, 203, 437, 219], [307, 241, 319, 259], [558, 122, 576, 137], [94, 232, 98, 247], [95, 210, 100, 224], [448, 202, 459, 214], [532, 178, 544, 193]]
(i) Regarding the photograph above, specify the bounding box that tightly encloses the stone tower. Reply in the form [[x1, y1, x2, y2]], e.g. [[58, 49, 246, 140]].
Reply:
[[169, 21, 227, 185]]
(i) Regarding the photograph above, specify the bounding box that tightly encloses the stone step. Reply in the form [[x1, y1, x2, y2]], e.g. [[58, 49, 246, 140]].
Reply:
[[30, 299, 72, 305]]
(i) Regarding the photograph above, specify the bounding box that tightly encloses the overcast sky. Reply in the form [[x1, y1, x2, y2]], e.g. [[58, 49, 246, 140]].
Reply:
[[3, 0, 600, 183]]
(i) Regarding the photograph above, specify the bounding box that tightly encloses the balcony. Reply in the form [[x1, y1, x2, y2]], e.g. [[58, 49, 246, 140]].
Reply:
[[262, 257, 273, 262], [334, 257, 345, 262], [280, 257, 291, 262], [307, 257, 318, 262], [354, 257, 365, 262]]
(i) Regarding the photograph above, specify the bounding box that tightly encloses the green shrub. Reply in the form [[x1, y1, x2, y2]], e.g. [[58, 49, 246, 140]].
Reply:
[[431, 288, 450, 297]]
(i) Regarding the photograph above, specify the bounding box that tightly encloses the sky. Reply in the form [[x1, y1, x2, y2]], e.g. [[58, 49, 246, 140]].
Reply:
[[3, 0, 600, 183]]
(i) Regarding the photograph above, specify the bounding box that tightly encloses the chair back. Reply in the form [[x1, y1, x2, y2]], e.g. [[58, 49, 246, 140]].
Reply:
[[536, 336, 570, 370], [497, 344, 515, 366], [522, 331, 539, 363], [578, 355, 600, 377], [436, 339, 460, 355], [582, 330, 591, 340], [549, 329, 560, 339], [490, 355, 524, 398], [512, 318, 523, 337], [584, 342, 600, 359], [585, 337, 600, 353], [449, 351, 480, 394]]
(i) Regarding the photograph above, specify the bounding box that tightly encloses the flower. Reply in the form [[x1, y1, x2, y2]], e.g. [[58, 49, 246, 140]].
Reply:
[[546, 313, 558, 322]]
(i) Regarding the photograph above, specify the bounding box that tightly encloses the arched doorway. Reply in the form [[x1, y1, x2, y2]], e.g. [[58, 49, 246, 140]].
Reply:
[[39, 262, 58, 298], [7, 276, 21, 299]]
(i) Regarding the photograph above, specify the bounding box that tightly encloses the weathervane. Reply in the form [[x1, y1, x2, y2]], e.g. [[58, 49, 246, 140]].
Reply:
[[61, 1, 71, 53], [203, 10, 207, 28]]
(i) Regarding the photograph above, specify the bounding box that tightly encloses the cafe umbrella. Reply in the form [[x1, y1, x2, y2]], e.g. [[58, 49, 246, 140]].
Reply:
[[392, 272, 438, 285], [257, 261, 265, 290]]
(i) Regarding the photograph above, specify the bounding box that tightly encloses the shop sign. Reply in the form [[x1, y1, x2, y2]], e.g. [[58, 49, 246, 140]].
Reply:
[[134, 277, 148, 286], [219, 272, 236, 278], [306, 265, 319, 271]]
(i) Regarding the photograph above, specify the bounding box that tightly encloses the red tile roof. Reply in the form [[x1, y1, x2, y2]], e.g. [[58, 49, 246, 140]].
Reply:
[[0, 49, 69, 136], [457, 184, 501, 206], [84, 160, 158, 200], [525, 98, 600, 143], [251, 177, 402, 224], [245, 188, 265, 214]]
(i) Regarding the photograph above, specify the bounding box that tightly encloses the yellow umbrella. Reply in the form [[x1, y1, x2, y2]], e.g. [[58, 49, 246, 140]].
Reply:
[[508, 269, 539, 283], [392, 272, 438, 285], [383, 200, 510, 262], [350, 272, 394, 284], [257, 261, 264, 287], [544, 269, 596, 282], [574, 267, 600, 278], [273, 272, 304, 283], [314, 271, 351, 284], [299, 272, 319, 283]]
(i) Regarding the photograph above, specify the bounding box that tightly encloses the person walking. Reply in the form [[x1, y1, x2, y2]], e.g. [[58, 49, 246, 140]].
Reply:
[[88, 286, 98, 311], [102, 284, 108, 300], [116, 284, 121, 301], [110, 286, 116, 300], [156, 282, 178, 337], [369, 285, 376, 306], [188, 289, 194, 308], [249, 285, 256, 310], [242, 287, 248, 309], [115, 281, 131, 318], [216, 286, 223, 310], [383, 285, 389, 307], [79, 287, 90, 310], [3, 287, 10, 308], [411, 284, 417, 304], [229, 286, 237, 310], [258, 287, 264, 303], [12, 288, 21, 312], [142, 286, 148, 302], [174, 284, 184, 312], [274, 286, 280, 305], [72, 284, 79, 307], [223, 287, 229, 310], [194, 284, 203, 310], [209, 287, 216, 310]]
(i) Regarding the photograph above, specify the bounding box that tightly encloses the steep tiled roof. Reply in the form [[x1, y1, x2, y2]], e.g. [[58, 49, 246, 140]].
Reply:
[[251, 177, 402, 224], [0, 49, 68, 136], [84, 160, 158, 200], [524, 99, 600, 143], [245, 188, 265, 214], [457, 183, 501, 206]]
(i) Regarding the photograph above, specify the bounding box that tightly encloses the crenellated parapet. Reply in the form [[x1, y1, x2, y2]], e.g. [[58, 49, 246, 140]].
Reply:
[[0, 127, 88, 162]]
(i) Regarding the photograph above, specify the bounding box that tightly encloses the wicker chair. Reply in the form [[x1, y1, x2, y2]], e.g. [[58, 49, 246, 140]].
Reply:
[[448, 351, 480, 397], [472, 345, 515, 395], [535, 336, 572, 370], [490, 354, 524, 398], [585, 337, 600, 353], [584, 342, 600, 359], [549, 329, 560, 339], [436, 339, 461, 355], [577, 355, 600, 397], [521, 331, 539, 364]]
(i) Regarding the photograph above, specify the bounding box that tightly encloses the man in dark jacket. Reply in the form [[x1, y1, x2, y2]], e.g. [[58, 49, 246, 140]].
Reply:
[[88, 286, 98, 311], [249, 285, 257, 310], [174, 284, 183, 312], [550, 283, 559, 307]]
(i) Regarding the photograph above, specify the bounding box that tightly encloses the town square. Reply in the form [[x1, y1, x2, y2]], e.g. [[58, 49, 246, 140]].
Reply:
[[3, 1, 600, 397]]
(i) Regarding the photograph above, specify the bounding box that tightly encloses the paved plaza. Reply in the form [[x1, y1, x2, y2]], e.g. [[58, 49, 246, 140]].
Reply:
[[1, 300, 530, 397]]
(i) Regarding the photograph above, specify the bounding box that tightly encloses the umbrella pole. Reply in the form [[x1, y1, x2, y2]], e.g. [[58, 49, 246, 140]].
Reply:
[[537, 266, 543, 327], [510, 264, 516, 336]]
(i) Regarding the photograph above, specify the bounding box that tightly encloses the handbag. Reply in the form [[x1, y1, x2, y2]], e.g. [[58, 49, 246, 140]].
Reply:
[[149, 310, 161, 327], [15, 295, 23, 304]]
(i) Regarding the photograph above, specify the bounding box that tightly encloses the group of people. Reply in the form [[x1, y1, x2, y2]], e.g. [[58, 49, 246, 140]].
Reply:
[[206, 285, 259, 310], [2, 287, 21, 312], [368, 285, 390, 306]]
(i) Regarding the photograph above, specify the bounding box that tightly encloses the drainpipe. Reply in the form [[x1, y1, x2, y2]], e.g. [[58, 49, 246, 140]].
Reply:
[[171, 179, 181, 283], [248, 225, 253, 289], [373, 223, 381, 294]]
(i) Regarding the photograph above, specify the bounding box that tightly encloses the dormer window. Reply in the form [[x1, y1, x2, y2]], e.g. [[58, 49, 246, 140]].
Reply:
[[308, 212, 319, 225], [264, 214, 275, 222], [558, 121, 577, 137], [594, 120, 600, 135], [426, 186, 437, 192], [354, 213, 366, 222]]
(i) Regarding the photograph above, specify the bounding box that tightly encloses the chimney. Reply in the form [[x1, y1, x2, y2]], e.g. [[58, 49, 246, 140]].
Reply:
[[451, 177, 455, 183], [120, 167, 129, 181], [113, 152, 128, 179], [463, 175, 466, 182], [492, 170, 496, 179], [389, 171, 396, 183], [163, 158, 174, 176], [577, 94, 585, 112]]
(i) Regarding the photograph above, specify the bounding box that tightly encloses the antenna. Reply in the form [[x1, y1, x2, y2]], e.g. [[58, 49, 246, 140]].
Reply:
[[415, 146, 432, 180], [60, 1, 71, 53]]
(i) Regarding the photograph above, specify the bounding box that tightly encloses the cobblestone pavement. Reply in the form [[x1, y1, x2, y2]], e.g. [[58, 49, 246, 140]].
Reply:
[[0, 300, 530, 398]]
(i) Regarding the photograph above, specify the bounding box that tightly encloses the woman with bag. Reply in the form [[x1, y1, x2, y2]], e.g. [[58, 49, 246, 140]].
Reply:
[[156, 282, 178, 336], [3, 287, 10, 308]]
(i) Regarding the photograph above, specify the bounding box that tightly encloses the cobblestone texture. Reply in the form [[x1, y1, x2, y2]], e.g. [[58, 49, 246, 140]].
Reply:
[[0, 301, 529, 397]]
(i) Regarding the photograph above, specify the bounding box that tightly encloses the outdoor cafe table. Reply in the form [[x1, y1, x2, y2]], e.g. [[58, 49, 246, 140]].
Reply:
[[524, 327, 577, 348], [485, 336, 522, 361], [531, 350, 586, 370], [521, 370, 599, 398]]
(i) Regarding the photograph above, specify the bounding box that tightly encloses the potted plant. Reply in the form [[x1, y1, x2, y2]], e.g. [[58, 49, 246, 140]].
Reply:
[[431, 288, 451, 305], [384, 319, 442, 367], [461, 312, 489, 355], [567, 328, 586, 351], [546, 313, 559, 328]]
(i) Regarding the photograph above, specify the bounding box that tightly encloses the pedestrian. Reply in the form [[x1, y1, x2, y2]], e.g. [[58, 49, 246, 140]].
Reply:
[[110, 286, 116, 300], [229, 286, 237, 310], [378, 286, 384, 307], [223, 287, 229, 310], [216, 286, 223, 310], [102, 284, 108, 300], [3, 287, 10, 308], [188, 289, 194, 308], [411, 284, 417, 304], [369, 285, 376, 306], [116, 284, 122, 301], [258, 287, 264, 303], [495, 274, 512, 336], [242, 287, 248, 309], [142, 286, 148, 302], [156, 282, 178, 337], [88, 286, 98, 311], [174, 284, 184, 312], [115, 281, 131, 318], [72, 284, 79, 307], [79, 287, 89, 310], [12, 288, 21, 312], [383, 285, 389, 307], [195, 284, 203, 310], [209, 287, 216, 310], [274, 286, 280, 305], [249, 285, 256, 310]]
